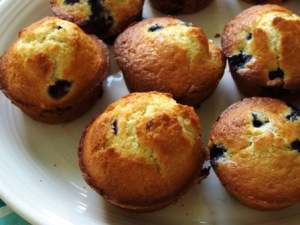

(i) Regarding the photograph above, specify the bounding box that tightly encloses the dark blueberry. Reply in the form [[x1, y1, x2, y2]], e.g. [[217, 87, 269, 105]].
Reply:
[[48, 80, 72, 100], [57, 25, 63, 30], [210, 144, 227, 166], [148, 24, 164, 32], [252, 114, 263, 127], [64, 0, 79, 5], [199, 166, 210, 178], [246, 33, 252, 40], [291, 139, 300, 153], [112, 119, 118, 135], [146, 120, 153, 130], [286, 104, 300, 122], [84, 0, 114, 34], [269, 67, 284, 80], [252, 113, 269, 128], [228, 52, 252, 71]]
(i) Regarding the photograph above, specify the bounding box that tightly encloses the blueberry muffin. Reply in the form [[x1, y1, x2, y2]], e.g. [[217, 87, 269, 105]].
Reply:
[[221, 5, 300, 100], [78, 91, 209, 212], [208, 97, 300, 210], [113, 17, 226, 108], [243, 0, 288, 4], [0, 17, 109, 123], [149, 0, 213, 15], [49, 0, 144, 41]]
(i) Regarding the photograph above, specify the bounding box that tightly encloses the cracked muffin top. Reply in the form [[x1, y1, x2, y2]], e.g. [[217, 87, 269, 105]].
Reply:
[[49, 0, 144, 40], [0, 16, 109, 123], [208, 97, 300, 210], [113, 16, 226, 108], [221, 4, 300, 99], [78, 91, 209, 212]]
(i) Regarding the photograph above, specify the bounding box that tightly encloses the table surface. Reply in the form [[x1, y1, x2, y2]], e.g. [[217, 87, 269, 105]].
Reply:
[[0, 199, 29, 225]]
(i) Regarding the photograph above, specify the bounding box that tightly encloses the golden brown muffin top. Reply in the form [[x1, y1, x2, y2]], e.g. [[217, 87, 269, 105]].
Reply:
[[79, 91, 208, 212], [50, 0, 92, 24], [208, 97, 300, 210], [49, 0, 144, 39], [114, 16, 226, 107], [221, 5, 300, 93], [0, 16, 109, 109]]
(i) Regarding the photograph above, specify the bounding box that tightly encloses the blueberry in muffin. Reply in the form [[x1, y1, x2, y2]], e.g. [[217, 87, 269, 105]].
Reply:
[[114, 16, 226, 108], [221, 4, 300, 100], [79, 92, 209, 212], [209, 97, 300, 210], [0, 17, 109, 123]]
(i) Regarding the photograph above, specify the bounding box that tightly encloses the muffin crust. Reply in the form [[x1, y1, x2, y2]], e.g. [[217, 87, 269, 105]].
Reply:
[[114, 17, 226, 108], [79, 92, 209, 212], [221, 5, 300, 99], [49, 0, 145, 40], [0, 17, 109, 123], [209, 97, 300, 210]]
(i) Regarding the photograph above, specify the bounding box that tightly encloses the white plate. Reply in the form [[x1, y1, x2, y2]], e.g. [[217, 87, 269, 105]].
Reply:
[[0, 0, 300, 224]]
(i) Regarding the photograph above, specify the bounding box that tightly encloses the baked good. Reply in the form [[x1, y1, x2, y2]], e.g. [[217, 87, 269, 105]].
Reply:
[[243, 0, 288, 4], [0, 16, 109, 123], [78, 91, 209, 212], [149, 0, 212, 15], [49, 0, 144, 41], [113, 17, 226, 108], [221, 4, 300, 100], [208, 97, 300, 210]]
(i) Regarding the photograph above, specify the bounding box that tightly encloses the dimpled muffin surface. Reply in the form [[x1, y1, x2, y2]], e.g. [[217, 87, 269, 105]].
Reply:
[[0, 16, 109, 123], [49, 0, 144, 40], [221, 5, 300, 99], [208, 97, 300, 210], [113, 17, 226, 108], [78, 92, 209, 212]]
